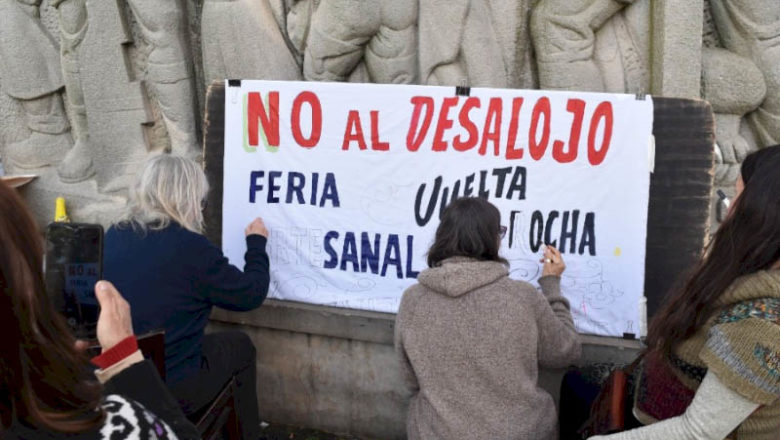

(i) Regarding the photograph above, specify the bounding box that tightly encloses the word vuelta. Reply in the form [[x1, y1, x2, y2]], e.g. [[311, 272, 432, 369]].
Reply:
[[415, 166, 527, 227], [245, 91, 614, 164], [413, 168, 598, 256]]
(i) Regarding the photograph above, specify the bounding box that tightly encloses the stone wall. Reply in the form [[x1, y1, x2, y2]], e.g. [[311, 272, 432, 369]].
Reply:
[[208, 301, 642, 440]]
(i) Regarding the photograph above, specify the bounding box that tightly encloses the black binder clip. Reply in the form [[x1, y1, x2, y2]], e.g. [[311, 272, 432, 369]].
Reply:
[[455, 79, 470, 97], [228, 79, 241, 103], [635, 92, 647, 101]]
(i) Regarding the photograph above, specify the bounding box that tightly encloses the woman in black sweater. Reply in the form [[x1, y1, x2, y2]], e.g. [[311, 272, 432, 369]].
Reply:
[[0, 180, 198, 439], [103, 154, 270, 439]]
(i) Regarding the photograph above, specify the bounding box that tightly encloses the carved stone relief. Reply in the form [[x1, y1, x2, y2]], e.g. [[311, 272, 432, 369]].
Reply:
[[0, 0, 200, 224], [420, 0, 533, 88], [706, 0, 780, 213], [201, 0, 302, 84], [125, 0, 200, 157], [1, 0, 778, 227], [301, 0, 418, 84], [0, 0, 72, 170], [54, 0, 94, 182], [532, 0, 643, 92], [532, 0, 780, 224]]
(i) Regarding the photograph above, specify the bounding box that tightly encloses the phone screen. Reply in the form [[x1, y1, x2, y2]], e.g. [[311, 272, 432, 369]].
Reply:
[[44, 223, 103, 340]]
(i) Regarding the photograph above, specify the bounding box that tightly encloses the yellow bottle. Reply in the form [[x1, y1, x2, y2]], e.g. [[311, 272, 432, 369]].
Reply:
[[54, 197, 70, 223]]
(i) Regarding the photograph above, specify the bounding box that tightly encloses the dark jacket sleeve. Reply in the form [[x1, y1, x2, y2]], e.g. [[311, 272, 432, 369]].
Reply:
[[196, 234, 270, 311], [103, 360, 200, 440]]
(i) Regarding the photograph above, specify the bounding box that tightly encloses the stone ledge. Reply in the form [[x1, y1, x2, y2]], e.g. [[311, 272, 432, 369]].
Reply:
[[211, 299, 643, 359], [211, 299, 397, 345]]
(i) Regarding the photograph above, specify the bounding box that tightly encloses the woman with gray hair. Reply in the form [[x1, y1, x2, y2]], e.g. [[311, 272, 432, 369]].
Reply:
[[104, 153, 270, 440]]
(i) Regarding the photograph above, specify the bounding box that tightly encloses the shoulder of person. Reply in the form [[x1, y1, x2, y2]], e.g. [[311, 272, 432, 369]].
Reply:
[[504, 278, 554, 312], [700, 297, 780, 404], [399, 283, 427, 308], [715, 297, 780, 324], [107, 221, 174, 239], [503, 277, 541, 297], [105, 222, 132, 238], [171, 224, 217, 250], [101, 395, 177, 440]]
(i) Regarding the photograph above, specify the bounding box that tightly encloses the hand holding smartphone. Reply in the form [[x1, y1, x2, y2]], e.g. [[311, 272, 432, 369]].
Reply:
[[44, 223, 104, 340]]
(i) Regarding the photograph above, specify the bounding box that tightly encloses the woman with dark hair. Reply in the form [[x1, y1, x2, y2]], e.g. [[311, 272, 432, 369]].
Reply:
[[735, 144, 780, 199], [590, 157, 780, 439], [395, 197, 581, 440], [0, 180, 198, 439]]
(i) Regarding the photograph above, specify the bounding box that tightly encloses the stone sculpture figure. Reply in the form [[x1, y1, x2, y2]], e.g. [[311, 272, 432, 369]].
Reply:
[[710, 0, 780, 147], [0, 0, 72, 170], [201, 0, 302, 84], [532, 0, 780, 147], [53, 0, 95, 182], [702, 0, 780, 221], [532, 0, 780, 226], [56, 0, 199, 183], [419, 0, 534, 88], [1, 0, 199, 182], [298, 0, 418, 84], [125, 0, 200, 157], [700, 2, 765, 191], [531, 0, 640, 92]]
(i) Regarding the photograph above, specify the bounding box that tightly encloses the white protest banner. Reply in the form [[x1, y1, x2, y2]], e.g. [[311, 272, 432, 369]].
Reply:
[[222, 80, 653, 338]]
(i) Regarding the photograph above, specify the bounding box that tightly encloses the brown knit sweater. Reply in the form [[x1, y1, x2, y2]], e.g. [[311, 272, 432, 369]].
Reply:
[[635, 270, 780, 440], [394, 257, 582, 440]]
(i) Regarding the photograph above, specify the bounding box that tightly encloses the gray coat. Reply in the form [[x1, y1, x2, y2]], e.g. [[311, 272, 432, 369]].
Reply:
[[395, 257, 581, 440]]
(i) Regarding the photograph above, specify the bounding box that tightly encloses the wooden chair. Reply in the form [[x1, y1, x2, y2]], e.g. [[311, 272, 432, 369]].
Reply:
[[193, 377, 241, 440], [115, 330, 242, 439], [137, 330, 166, 381]]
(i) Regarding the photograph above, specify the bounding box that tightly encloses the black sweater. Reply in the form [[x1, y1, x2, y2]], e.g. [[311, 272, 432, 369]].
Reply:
[[3, 361, 200, 440], [104, 223, 270, 384]]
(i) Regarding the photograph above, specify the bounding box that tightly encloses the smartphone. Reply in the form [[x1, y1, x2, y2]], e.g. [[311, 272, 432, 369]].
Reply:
[[44, 223, 104, 340]]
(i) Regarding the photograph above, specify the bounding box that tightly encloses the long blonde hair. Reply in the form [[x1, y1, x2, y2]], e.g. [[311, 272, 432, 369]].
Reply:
[[118, 154, 208, 234]]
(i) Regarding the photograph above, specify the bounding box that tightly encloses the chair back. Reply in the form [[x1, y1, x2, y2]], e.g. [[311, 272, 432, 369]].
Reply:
[[195, 377, 241, 440], [137, 330, 166, 381], [138, 330, 240, 439]]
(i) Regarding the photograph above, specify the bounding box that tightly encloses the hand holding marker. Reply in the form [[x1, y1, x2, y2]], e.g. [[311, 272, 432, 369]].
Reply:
[[540, 245, 566, 277]]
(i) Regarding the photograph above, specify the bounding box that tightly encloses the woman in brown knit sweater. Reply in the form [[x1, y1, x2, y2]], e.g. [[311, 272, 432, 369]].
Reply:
[[395, 197, 581, 440], [591, 154, 780, 440]]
